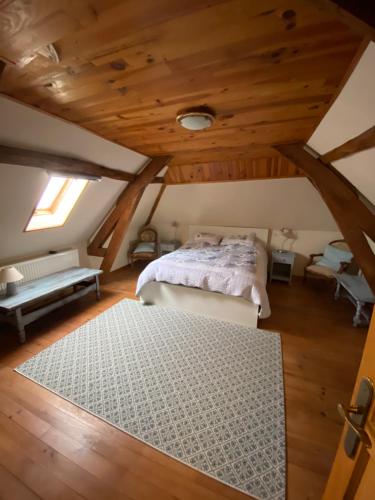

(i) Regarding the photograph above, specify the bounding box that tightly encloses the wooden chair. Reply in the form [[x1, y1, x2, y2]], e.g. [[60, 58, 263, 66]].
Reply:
[[304, 240, 354, 283], [128, 225, 160, 266]]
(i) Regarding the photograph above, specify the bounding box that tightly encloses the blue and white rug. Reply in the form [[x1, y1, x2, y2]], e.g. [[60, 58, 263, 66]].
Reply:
[[16, 299, 285, 499]]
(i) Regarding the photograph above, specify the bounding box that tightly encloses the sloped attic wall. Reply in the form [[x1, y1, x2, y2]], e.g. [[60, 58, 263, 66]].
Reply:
[[0, 96, 147, 267], [308, 41, 375, 205]]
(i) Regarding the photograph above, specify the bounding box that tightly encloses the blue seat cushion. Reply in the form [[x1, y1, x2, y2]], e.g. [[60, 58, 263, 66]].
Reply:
[[133, 242, 156, 254], [316, 245, 352, 272]]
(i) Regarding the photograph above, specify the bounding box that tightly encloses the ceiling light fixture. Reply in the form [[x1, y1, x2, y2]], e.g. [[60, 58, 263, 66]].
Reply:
[[176, 107, 215, 131]]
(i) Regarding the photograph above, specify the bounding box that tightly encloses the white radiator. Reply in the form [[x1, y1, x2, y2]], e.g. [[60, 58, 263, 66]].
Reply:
[[0, 249, 80, 292]]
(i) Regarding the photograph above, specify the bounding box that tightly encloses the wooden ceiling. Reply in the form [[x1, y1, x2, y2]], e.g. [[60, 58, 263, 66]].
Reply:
[[0, 0, 363, 176], [165, 156, 304, 184]]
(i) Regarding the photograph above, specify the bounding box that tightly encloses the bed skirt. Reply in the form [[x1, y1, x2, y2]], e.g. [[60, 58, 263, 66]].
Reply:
[[139, 281, 260, 327]]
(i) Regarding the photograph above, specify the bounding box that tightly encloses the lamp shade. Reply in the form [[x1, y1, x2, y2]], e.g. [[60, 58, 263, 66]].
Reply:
[[0, 266, 24, 284], [280, 227, 296, 240]]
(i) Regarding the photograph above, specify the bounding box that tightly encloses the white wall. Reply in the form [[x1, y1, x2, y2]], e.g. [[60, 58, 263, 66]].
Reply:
[[152, 179, 341, 275], [0, 96, 148, 267], [309, 42, 375, 205]]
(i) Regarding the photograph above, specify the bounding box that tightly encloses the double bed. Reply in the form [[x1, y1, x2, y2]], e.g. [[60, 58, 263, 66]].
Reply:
[[136, 225, 271, 327]]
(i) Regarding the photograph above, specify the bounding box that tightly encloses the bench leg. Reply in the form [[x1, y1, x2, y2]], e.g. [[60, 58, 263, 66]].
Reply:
[[353, 301, 364, 327], [95, 275, 101, 300], [334, 282, 341, 300], [15, 308, 26, 343]]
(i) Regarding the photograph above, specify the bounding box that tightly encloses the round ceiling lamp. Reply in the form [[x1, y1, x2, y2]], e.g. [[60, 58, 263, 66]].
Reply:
[[176, 107, 215, 131]]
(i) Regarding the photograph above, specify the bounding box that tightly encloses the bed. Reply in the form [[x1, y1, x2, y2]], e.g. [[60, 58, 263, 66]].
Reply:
[[136, 225, 271, 327]]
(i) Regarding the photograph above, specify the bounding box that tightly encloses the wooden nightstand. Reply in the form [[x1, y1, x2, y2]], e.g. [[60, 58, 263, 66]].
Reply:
[[270, 250, 295, 284], [160, 240, 181, 255]]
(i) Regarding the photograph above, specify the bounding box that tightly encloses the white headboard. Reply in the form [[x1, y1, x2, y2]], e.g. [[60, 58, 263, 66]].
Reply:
[[187, 225, 270, 247]]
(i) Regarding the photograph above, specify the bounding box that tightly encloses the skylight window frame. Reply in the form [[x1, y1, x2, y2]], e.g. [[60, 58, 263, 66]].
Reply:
[[34, 178, 72, 216], [24, 175, 88, 232]]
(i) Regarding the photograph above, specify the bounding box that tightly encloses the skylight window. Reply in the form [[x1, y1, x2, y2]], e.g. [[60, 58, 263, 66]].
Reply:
[[25, 175, 88, 231]]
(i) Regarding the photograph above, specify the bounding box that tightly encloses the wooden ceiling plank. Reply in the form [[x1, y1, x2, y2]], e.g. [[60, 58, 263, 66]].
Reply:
[[276, 143, 375, 292], [63, 51, 354, 125], [164, 156, 304, 185], [57, 0, 230, 63], [304, 0, 375, 40], [320, 125, 375, 164], [0, 1, 97, 64], [0, 145, 137, 183], [0, 0, 365, 169]]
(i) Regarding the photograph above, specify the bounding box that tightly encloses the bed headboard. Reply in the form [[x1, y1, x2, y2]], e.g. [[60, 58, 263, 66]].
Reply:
[[187, 225, 270, 247]]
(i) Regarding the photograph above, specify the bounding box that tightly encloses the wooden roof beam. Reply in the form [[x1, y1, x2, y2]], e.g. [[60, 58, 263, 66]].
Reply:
[[276, 143, 375, 293], [320, 125, 375, 164], [145, 184, 167, 226], [0, 144, 137, 183], [100, 156, 171, 272], [88, 156, 171, 272]]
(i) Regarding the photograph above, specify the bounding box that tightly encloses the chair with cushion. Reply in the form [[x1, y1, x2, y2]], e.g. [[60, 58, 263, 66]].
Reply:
[[304, 240, 354, 283], [128, 225, 160, 266]]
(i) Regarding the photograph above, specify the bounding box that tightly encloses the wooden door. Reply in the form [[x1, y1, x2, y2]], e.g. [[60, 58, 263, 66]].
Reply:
[[323, 310, 375, 498]]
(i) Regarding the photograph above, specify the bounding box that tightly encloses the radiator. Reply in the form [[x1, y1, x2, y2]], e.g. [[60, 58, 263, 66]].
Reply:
[[0, 249, 80, 292]]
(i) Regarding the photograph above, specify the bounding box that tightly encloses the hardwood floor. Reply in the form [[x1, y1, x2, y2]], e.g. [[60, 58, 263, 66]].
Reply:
[[0, 266, 367, 500]]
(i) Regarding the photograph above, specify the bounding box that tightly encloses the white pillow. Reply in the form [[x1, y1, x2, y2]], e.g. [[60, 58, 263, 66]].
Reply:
[[194, 232, 222, 246], [220, 232, 256, 247]]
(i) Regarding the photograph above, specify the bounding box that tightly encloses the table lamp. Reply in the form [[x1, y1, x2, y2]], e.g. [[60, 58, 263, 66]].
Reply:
[[279, 227, 297, 251], [0, 266, 24, 297]]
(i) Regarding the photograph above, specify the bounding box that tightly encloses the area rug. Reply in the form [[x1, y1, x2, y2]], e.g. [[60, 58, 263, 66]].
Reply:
[[16, 299, 285, 499]]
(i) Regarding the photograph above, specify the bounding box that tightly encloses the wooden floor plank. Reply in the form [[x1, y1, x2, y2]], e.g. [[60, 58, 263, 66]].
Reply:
[[0, 463, 40, 500], [0, 412, 125, 500], [0, 265, 367, 499], [0, 422, 84, 500]]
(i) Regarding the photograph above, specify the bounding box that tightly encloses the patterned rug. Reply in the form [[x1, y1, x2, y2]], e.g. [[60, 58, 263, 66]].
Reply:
[[16, 299, 285, 499]]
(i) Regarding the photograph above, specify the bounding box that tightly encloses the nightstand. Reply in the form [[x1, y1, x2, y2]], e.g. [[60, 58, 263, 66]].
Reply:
[[270, 250, 295, 284], [160, 240, 181, 255]]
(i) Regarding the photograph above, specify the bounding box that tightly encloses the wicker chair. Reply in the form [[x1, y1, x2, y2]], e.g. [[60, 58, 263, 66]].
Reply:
[[304, 240, 354, 283], [128, 225, 160, 266]]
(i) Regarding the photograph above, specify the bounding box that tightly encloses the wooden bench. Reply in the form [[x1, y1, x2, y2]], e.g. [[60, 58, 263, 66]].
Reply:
[[0, 267, 102, 343], [334, 272, 375, 327]]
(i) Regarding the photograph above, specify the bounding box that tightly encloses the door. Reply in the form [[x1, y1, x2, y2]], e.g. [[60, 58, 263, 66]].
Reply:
[[323, 310, 375, 498]]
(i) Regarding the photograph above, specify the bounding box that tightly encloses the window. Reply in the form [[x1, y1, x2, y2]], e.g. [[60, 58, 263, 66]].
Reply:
[[25, 175, 88, 231]]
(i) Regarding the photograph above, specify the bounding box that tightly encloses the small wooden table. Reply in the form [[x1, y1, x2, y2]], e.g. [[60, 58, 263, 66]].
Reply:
[[270, 250, 295, 284], [334, 273, 375, 327], [0, 267, 102, 343], [160, 240, 181, 255]]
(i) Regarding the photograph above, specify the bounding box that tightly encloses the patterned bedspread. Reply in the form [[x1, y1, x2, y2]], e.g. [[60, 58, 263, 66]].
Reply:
[[136, 243, 271, 318]]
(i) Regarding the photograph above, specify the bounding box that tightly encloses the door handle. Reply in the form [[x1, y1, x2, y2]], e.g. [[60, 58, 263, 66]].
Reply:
[[337, 377, 374, 458], [337, 403, 371, 449]]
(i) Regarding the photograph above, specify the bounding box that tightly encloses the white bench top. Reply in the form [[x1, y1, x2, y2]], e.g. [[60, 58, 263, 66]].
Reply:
[[0, 267, 102, 311], [335, 273, 375, 304]]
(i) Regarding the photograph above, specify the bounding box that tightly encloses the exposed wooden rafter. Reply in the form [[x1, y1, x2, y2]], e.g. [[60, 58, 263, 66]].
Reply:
[[276, 143, 375, 292], [151, 176, 165, 184], [320, 125, 375, 164], [145, 185, 167, 226], [88, 156, 171, 272], [0, 145, 136, 183]]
